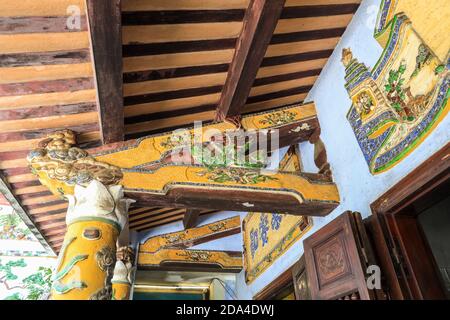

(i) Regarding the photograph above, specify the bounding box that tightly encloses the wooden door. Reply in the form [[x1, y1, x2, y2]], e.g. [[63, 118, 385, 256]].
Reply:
[[370, 145, 450, 299], [304, 211, 377, 300]]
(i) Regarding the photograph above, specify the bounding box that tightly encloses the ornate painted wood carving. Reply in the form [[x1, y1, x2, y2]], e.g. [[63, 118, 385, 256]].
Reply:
[[27, 130, 123, 197], [91, 102, 319, 169], [27, 104, 340, 216], [138, 216, 242, 272], [293, 256, 311, 300], [243, 146, 313, 283], [314, 234, 350, 286], [140, 216, 241, 253], [111, 246, 135, 300], [50, 180, 132, 300], [138, 249, 242, 272], [343, 2, 449, 174]]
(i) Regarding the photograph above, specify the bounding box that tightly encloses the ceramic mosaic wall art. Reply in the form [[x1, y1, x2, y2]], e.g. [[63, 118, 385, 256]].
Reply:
[[0, 206, 33, 242], [343, 1, 449, 174], [243, 146, 312, 283], [0, 205, 56, 300], [0, 205, 48, 256], [0, 256, 54, 300]]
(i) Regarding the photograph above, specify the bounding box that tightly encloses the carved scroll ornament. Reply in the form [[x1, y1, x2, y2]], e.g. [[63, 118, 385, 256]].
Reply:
[[27, 130, 123, 196], [111, 246, 135, 300]]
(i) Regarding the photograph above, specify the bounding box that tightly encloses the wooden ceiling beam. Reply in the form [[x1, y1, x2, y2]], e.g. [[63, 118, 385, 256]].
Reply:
[[27, 103, 338, 217], [86, 0, 124, 144], [183, 209, 201, 229], [216, 0, 286, 121], [126, 173, 338, 217], [90, 103, 320, 166]]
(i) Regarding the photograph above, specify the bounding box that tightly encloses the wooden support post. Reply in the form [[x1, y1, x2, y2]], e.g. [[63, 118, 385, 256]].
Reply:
[[183, 209, 201, 229], [86, 0, 124, 144], [216, 0, 286, 122], [112, 246, 135, 300], [50, 180, 132, 300], [309, 128, 332, 178]]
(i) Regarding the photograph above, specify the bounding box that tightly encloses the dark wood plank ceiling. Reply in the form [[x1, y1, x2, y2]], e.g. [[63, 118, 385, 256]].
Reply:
[[0, 0, 101, 252], [129, 208, 216, 232], [122, 0, 361, 139], [215, 0, 286, 121], [0, 0, 360, 253]]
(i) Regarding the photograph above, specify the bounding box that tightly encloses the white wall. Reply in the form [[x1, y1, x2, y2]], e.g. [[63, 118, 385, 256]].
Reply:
[[235, 0, 450, 299]]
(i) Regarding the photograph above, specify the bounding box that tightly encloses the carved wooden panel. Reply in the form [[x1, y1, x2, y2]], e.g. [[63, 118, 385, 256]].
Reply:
[[304, 211, 373, 300], [314, 232, 351, 288]]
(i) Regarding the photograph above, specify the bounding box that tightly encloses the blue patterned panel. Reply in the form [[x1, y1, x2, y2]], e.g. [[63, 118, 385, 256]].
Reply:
[[375, 0, 394, 35], [347, 107, 397, 165], [374, 76, 450, 171], [271, 214, 282, 231], [250, 228, 258, 259], [259, 214, 269, 247], [373, 15, 406, 80]]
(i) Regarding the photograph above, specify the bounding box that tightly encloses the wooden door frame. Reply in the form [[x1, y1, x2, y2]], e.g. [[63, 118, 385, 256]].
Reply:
[[292, 255, 311, 300], [253, 265, 295, 300], [370, 143, 450, 299]]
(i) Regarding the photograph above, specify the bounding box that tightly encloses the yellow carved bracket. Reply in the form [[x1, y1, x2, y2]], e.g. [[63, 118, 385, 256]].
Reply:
[[138, 216, 243, 272], [138, 249, 243, 272], [27, 103, 339, 216], [92, 103, 318, 169], [140, 216, 241, 253]]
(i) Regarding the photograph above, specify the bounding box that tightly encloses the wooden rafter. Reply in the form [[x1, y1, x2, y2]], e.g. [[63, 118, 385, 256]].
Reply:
[[129, 208, 217, 232], [86, 0, 124, 144], [215, 0, 286, 121], [183, 209, 201, 229]]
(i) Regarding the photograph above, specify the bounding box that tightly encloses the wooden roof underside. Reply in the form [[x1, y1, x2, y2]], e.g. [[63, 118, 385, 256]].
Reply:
[[0, 0, 360, 253], [122, 0, 360, 137]]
